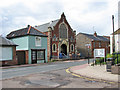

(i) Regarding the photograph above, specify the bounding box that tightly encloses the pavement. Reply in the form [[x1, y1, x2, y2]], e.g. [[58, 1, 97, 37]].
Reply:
[[69, 64, 120, 83]]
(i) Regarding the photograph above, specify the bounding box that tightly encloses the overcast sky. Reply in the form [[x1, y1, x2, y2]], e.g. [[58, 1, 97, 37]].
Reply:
[[0, 0, 119, 36]]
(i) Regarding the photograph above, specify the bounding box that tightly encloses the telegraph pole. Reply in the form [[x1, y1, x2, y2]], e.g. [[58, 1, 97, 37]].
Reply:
[[112, 15, 115, 53]]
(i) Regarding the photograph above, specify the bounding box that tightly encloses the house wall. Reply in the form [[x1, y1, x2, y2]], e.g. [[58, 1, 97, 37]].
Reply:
[[77, 33, 110, 58], [110, 34, 120, 54], [115, 34, 120, 52], [110, 35, 113, 54], [10, 35, 47, 64], [76, 34, 92, 57], [10, 36, 29, 50], [28, 35, 47, 64], [91, 41, 110, 57], [118, 34, 120, 52]]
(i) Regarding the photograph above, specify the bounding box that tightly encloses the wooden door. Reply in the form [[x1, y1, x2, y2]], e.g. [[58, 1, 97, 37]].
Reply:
[[16, 51, 26, 65]]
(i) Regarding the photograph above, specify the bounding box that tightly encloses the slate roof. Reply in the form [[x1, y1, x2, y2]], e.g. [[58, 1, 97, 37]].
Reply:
[[34, 19, 59, 32], [111, 28, 120, 35], [78, 33, 109, 42], [0, 36, 17, 46], [7, 25, 47, 39]]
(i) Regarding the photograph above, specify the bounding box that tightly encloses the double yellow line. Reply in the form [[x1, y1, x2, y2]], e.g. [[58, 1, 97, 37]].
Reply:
[[66, 67, 117, 84]]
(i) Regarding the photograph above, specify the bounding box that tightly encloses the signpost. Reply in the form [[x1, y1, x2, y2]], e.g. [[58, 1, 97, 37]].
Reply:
[[85, 44, 91, 64], [94, 49, 105, 65]]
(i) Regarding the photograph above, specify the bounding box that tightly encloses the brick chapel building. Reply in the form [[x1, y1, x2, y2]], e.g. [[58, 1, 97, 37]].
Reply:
[[35, 13, 76, 61]]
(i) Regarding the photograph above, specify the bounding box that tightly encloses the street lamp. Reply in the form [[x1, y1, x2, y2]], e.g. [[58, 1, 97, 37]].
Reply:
[[112, 15, 115, 53]]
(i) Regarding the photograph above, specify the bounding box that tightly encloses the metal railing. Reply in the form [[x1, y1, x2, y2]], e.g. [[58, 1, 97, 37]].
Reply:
[[51, 53, 81, 60], [112, 52, 120, 65]]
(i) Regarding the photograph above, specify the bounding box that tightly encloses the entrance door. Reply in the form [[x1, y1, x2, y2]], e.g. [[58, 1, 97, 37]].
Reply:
[[61, 44, 67, 55], [31, 50, 37, 64], [16, 51, 26, 65]]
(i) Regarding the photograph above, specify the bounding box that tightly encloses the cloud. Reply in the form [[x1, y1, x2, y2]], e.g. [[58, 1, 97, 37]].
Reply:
[[61, 0, 118, 35], [0, 0, 119, 36]]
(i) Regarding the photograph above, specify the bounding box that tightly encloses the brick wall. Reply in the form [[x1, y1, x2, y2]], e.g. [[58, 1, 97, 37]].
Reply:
[[91, 41, 110, 57], [51, 14, 76, 57]]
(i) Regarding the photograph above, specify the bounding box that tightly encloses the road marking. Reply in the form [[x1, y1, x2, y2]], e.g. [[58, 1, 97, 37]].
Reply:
[[65, 68, 70, 73], [65, 67, 117, 84]]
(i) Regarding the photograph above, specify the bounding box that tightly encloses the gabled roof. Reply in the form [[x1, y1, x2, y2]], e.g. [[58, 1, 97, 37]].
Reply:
[[0, 36, 17, 46], [7, 25, 47, 39], [111, 28, 120, 35], [78, 33, 109, 42], [34, 19, 59, 32]]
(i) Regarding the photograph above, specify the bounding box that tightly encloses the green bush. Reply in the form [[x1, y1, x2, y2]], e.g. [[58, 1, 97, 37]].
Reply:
[[115, 56, 120, 64], [106, 53, 113, 58], [95, 59, 100, 65], [95, 57, 105, 65]]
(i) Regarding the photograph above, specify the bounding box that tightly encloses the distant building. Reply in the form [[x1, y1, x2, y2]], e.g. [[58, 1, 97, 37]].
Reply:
[[110, 28, 120, 54], [7, 25, 48, 64], [0, 36, 17, 66], [35, 13, 76, 60], [118, 1, 120, 28], [76, 32, 110, 58]]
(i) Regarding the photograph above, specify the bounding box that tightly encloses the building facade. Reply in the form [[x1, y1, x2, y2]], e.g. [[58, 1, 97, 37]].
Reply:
[[76, 32, 110, 58], [110, 29, 120, 54], [7, 25, 48, 64], [0, 36, 17, 66], [35, 13, 76, 60]]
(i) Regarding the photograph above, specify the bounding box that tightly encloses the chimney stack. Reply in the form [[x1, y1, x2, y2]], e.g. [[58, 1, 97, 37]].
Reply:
[[94, 31, 97, 37]]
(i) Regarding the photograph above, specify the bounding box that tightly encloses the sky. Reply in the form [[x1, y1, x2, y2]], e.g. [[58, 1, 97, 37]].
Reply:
[[0, 0, 119, 36]]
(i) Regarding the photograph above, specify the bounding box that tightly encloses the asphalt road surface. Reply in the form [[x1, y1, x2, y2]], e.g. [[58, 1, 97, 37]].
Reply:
[[1, 59, 92, 80], [1, 59, 118, 88]]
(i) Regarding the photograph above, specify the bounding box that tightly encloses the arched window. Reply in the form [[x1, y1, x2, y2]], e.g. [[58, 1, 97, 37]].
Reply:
[[52, 44, 56, 52], [70, 44, 74, 52], [59, 23, 67, 39]]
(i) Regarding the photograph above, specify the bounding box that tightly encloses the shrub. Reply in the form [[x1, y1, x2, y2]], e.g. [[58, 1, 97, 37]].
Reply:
[[115, 55, 120, 64], [106, 53, 113, 58], [95, 59, 100, 65], [95, 57, 105, 65]]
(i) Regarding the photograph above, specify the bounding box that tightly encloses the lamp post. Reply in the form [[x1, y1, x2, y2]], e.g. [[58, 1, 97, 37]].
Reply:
[[112, 15, 115, 53]]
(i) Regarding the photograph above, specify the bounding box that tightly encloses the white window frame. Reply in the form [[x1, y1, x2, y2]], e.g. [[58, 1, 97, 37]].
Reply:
[[35, 36, 41, 46]]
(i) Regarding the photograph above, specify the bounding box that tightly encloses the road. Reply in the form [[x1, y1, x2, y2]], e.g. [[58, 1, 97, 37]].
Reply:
[[1, 59, 118, 88], [1, 59, 91, 80]]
